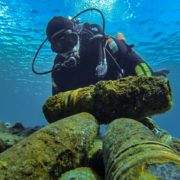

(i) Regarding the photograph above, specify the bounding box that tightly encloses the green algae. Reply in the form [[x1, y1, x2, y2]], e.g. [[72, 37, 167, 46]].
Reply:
[[43, 76, 173, 124], [0, 113, 99, 180]]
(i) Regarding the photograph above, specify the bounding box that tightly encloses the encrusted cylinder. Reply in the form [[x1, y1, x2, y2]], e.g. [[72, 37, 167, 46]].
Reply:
[[0, 112, 99, 180], [103, 118, 180, 180], [59, 167, 102, 180], [43, 76, 172, 124]]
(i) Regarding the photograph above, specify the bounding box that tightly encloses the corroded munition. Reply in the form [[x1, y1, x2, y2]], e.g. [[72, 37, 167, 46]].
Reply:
[[43, 76, 172, 124], [88, 138, 104, 178], [0, 113, 99, 179], [103, 118, 180, 180], [59, 167, 102, 180]]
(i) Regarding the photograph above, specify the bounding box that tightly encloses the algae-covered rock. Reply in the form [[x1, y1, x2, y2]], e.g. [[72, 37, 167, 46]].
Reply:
[[0, 121, 42, 153], [0, 112, 99, 180], [0, 132, 23, 152], [58, 167, 102, 180], [103, 118, 180, 180], [43, 76, 172, 124]]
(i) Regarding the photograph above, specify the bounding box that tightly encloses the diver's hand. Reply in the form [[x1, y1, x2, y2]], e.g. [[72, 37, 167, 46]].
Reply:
[[105, 32, 126, 46], [116, 33, 126, 41]]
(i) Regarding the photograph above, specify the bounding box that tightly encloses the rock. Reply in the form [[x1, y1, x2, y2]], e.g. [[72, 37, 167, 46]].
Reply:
[[0, 132, 23, 152], [58, 167, 102, 180], [103, 118, 180, 180], [0, 121, 43, 153], [8, 122, 43, 137], [0, 139, 9, 153], [0, 112, 99, 179], [43, 76, 172, 124]]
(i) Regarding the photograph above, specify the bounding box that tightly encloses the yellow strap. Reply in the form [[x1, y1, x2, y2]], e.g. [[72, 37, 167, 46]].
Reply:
[[135, 65, 145, 76], [141, 63, 152, 77], [135, 63, 152, 77]]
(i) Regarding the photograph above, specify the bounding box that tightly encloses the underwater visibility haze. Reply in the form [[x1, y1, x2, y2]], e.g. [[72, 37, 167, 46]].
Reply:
[[0, 0, 180, 138]]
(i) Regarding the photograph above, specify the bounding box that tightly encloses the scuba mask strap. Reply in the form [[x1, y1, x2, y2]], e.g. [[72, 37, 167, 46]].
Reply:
[[50, 29, 66, 42]]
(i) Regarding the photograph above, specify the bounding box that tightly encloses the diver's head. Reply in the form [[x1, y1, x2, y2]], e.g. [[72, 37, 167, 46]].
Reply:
[[46, 16, 79, 54]]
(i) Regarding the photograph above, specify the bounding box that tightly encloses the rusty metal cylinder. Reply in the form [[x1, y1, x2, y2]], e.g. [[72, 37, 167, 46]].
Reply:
[[103, 118, 180, 180], [59, 167, 102, 180], [43, 76, 172, 124], [0, 113, 99, 179]]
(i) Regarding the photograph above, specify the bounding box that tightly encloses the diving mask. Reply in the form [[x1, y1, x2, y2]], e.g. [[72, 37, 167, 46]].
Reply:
[[50, 29, 78, 54]]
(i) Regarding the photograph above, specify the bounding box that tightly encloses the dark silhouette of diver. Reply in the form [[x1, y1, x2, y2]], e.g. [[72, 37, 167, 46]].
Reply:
[[32, 8, 169, 95]]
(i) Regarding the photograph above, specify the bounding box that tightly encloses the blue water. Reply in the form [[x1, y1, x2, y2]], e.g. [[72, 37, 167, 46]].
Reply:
[[0, 0, 180, 138]]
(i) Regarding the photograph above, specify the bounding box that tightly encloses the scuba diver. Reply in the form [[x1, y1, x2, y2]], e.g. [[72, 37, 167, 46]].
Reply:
[[32, 8, 170, 95]]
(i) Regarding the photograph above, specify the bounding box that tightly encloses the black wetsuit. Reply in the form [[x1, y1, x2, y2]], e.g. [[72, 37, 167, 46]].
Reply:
[[51, 27, 169, 95]]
